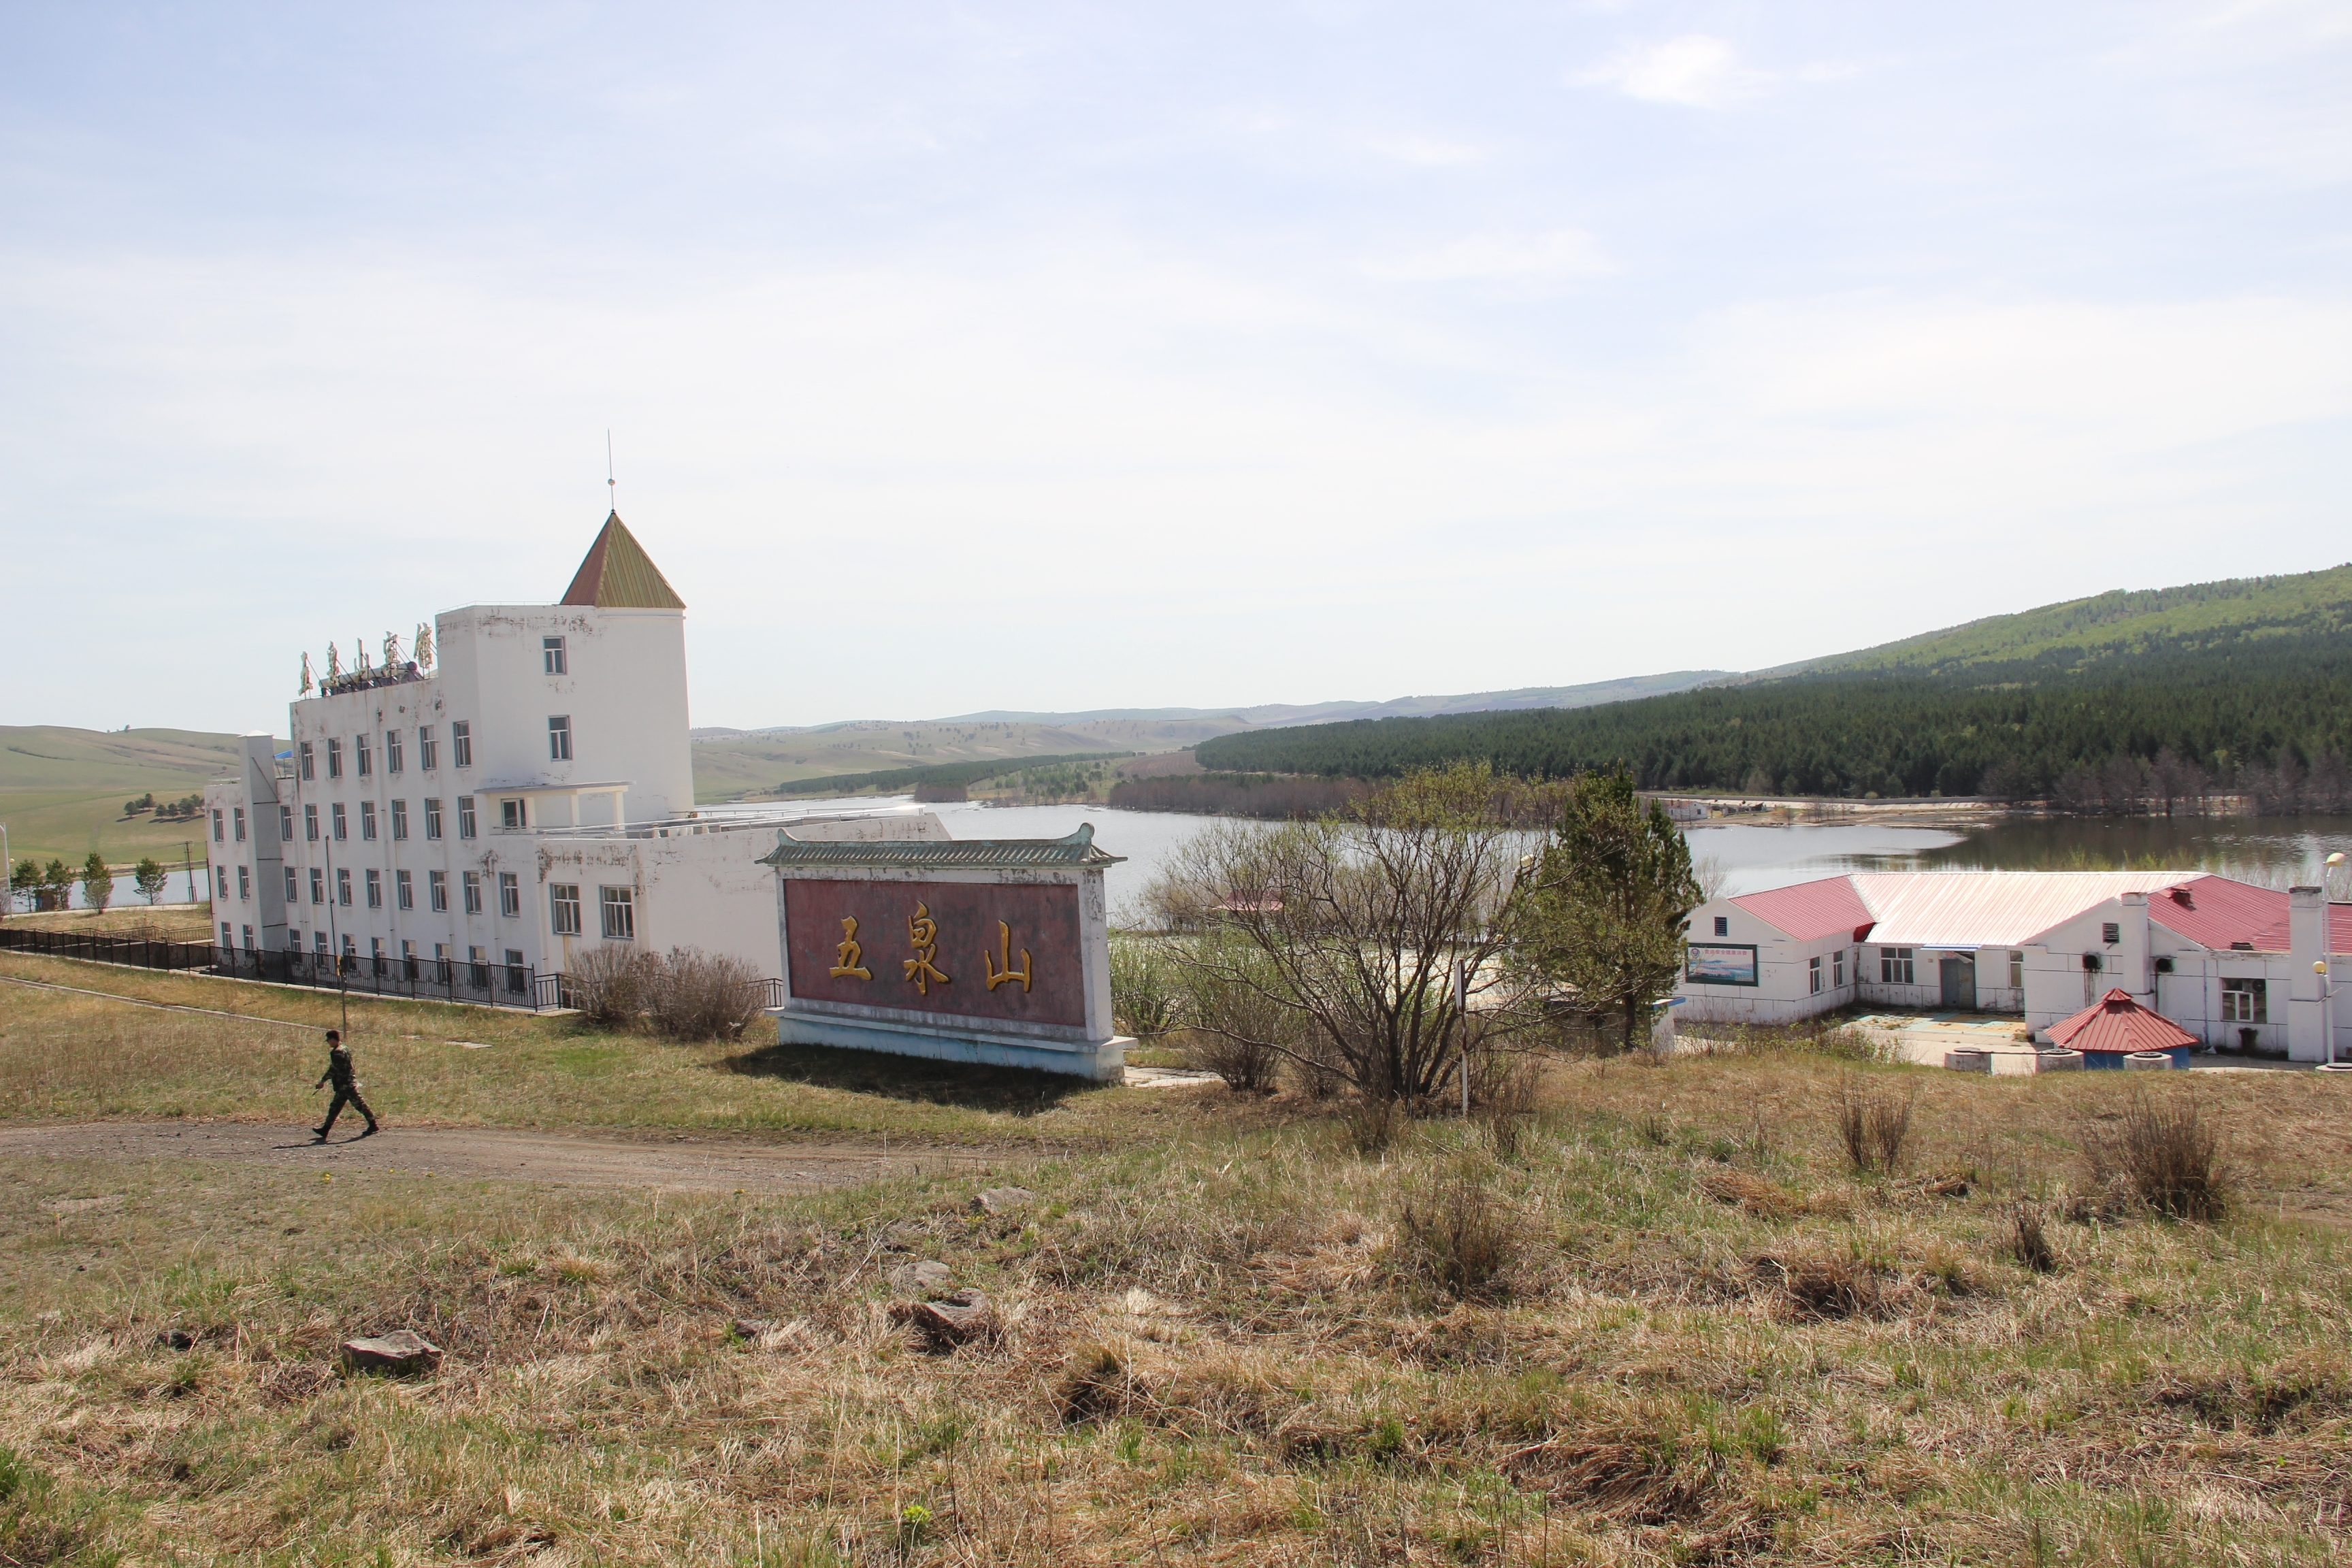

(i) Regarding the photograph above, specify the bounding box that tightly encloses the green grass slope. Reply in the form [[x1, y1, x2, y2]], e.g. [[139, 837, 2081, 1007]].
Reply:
[[1770, 563, 2352, 678], [0, 727, 255, 870]]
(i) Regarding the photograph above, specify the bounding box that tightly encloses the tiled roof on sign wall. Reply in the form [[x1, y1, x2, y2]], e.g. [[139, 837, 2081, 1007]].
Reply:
[[757, 822, 1124, 869]]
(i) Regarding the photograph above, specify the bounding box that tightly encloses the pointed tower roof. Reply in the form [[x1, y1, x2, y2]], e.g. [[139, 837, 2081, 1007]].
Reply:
[[561, 512, 686, 609]]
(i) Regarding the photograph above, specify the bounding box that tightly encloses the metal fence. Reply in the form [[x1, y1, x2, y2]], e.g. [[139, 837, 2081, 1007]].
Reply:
[[0, 927, 216, 970], [209, 946, 561, 1009]]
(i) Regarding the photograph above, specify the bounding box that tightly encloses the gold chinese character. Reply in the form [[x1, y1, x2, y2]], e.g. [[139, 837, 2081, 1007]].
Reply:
[[903, 901, 950, 994], [829, 916, 871, 980], [982, 920, 1032, 993]]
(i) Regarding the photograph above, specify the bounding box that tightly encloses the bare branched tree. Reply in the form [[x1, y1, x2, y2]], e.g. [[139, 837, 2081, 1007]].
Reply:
[[1149, 762, 1551, 1102]]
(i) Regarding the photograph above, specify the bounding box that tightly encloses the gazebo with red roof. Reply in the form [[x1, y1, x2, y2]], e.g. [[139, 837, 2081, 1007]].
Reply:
[[2046, 987, 2198, 1069]]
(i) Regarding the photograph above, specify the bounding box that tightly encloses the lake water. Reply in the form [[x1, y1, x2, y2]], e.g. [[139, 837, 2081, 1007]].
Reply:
[[50, 804, 2352, 919]]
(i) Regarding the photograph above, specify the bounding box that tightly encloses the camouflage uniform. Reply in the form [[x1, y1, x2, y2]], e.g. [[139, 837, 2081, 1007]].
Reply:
[[313, 1037, 379, 1140]]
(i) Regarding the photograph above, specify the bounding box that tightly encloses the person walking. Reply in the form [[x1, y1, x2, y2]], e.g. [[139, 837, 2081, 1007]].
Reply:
[[312, 1028, 380, 1142]]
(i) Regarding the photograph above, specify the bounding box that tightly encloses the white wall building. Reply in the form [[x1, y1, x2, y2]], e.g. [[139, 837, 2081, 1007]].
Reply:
[[1680, 870, 2352, 1062], [201, 514, 920, 1002]]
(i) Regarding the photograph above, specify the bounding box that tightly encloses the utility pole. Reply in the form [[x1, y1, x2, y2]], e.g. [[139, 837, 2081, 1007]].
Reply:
[[1456, 956, 1471, 1118], [181, 841, 195, 905]]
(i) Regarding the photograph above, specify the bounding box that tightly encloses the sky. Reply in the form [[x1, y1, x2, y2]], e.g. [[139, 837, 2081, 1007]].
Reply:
[[3, 1, 2348, 732]]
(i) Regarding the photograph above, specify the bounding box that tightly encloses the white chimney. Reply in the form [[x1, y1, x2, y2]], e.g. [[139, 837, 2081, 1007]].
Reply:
[[2118, 892, 2153, 1010], [2289, 886, 2326, 1063]]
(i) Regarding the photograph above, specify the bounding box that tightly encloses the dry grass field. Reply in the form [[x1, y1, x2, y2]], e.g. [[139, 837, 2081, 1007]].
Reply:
[[1, 956, 2350, 1565]]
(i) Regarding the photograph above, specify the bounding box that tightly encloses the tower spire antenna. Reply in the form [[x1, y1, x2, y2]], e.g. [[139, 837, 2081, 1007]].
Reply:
[[606, 429, 617, 517]]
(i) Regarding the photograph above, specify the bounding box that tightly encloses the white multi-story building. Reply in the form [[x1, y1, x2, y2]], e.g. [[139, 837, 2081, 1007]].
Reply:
[[201, 514, 929, 1002]]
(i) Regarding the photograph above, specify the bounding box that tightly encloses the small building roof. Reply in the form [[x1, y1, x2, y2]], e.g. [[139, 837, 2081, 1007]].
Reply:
[[2047, 987, 2199, 1055], [1852, 870, 2190, 949], [561, 512, 685, 609], [2148, 874, 2352, 955], [1728, 876, 1875, 943], [758, 821, 1124, 870]]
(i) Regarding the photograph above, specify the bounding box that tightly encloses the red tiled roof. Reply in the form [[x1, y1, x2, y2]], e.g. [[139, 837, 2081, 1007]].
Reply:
[[2048, 988, 2199, 1055], [1730, 876, 1876, 943], [2150, 875, 2352, 954]]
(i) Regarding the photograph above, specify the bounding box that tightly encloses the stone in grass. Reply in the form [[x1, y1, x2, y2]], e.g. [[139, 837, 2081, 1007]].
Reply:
[[340, 1330, 442, 1375], [973, 1186, 1036, 1215], [156, 1328, 201, 1351], [732, 1316, 814, 1351], [889, 1289, 996, 1351], [887, 1259, 954, 1294]]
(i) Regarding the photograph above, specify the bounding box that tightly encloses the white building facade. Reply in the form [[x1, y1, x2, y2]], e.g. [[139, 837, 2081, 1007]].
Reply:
[[1680, 870, 2352, 1063], [201, 515, 888, 1003]]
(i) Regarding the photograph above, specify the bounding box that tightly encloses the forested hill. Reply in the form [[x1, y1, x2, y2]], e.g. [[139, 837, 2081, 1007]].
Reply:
[[1763, 564, 2352, 679], [1194, 636, 2352, 806]]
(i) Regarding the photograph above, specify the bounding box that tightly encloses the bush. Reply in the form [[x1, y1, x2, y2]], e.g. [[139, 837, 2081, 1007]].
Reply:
[[1395, 1157, 1518, 1298], [1175, 932, 1298, 1092], [2081, 1089, 2228, 1220], [2007, 1203, 2057, 1272], [644, 947, 768, 1041], [1108, 936, 1182, 1038], [1833, 1080, 1916, 1175], [569, 946, 658, 1031]]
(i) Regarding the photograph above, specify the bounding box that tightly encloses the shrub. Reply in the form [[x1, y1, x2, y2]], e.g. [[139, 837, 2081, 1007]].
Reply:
[[644, 946, 768, 1041], [1175, 932, 1297, 1092], [1395, 1158, 1518, 1298], [1833, 1080, 1916, 1175], [569, 946, 657, 1031], [2081, 1088, 2228, 1220], [1107, 936, 1182, 1038]]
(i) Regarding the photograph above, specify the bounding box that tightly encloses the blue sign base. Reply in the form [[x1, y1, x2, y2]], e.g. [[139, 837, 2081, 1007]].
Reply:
[[769, 1009, 1129, 1083]]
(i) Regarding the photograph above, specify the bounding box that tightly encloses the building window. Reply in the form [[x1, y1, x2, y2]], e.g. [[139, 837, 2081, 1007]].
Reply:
[[1714, 915, 1729, 937], [360, 800, 378, 840], [549, 715, 572, 762], [284, 866, 298, 900], [600, 886, 635, 941], [419, 725, 438, 770], [370, 936, 385, 975], [331, 803, 348, 841], [310, 868, 325, 904], [429, 870, 448, 912], [463, 871, 483, 914], [280, 804, 294, 842], [469, 944, 490, 986], [499, 872, 521, 918], [2102, 921, 2121, 945], [390, 799, 408, 840], [299, 741, 315, 781], [1880, 947, 1915, 985], [2009, 951, 2025, 990], [451, 721, 472, 768], [304, 804, 319, 841], [401, 938, 417, 980], [220, 921, 233, 948], [342, 934, 357, 961], [212, 808, 224, 842], [236, 866, 251, 900], [504, 949, 527, 993], [327, 738, 343, 779], [551, 883, 582, 935], [315, 930, 329, 956], [233, 806, 246, 842], [424, 798, 443, 840], [336, 868, 353, 906], [1809, 954, 1823, 995], [544, 636, 567, 674], [2222, 979, 2267, 1024], [356, 734, 372, 777], [387, 730, 404, 773], [214, 866, 228, 900], [502, 798, 527, 829], [242, 925, 255, 951], [396, 869, 413, 910], [458, 796, 477, 839], [365, 869, 382, 909], [1833, 949, 1846, 988]]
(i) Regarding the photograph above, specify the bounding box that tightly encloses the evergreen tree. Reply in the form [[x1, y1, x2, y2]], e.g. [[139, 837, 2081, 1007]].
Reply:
[[134, 858, 169, 905], [42, 859, 74, 911], [7, 859, 39, 913], [1510, 766, 1701, 1052]]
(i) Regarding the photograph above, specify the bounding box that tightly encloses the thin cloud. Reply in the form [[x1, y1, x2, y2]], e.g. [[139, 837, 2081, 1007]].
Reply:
[[1366, 229, 1615, 282], [1579, 35, 1759, 108]]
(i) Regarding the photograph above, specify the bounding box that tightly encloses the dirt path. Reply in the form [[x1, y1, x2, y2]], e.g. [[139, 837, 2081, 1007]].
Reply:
[[0, 1122, 1021, 1194]]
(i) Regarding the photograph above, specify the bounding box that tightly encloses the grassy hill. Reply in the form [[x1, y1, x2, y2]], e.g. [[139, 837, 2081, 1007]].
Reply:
[[0, 727, 259, 870], [1769, 563, 2352, 678]]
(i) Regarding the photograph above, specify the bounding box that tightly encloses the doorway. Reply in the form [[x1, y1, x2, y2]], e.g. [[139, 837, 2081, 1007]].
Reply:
[[1940, 954, 1976, 1011]]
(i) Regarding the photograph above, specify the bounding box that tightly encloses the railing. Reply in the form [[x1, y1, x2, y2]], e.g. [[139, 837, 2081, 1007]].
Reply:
[[5, 927, 784, 1017], [0, 928, 215, 970]]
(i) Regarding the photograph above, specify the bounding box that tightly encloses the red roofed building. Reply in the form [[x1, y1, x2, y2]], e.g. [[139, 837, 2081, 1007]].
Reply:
[[2046, 988, 2198, 1069], [1680, 869, 2351, 1062]]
